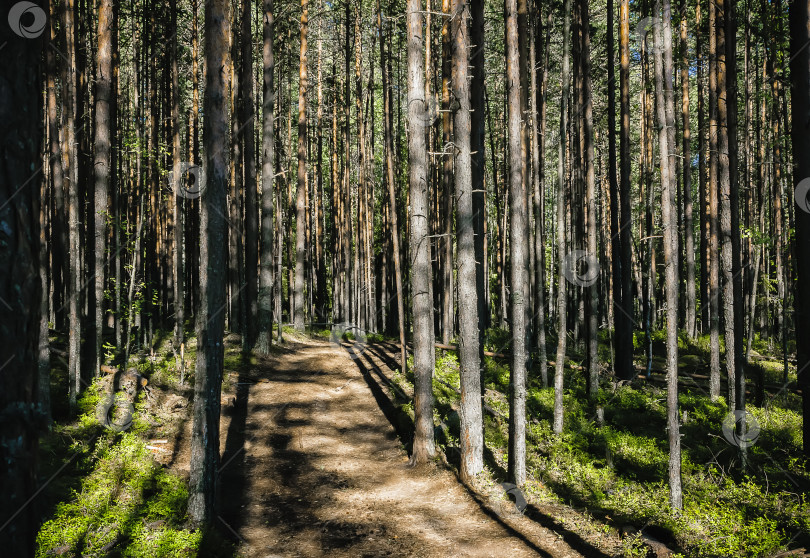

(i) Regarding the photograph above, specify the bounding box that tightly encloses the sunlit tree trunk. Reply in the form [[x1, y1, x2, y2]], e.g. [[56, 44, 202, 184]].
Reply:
[[708, 0, 721, 399], [681, 0, 696, 339], [553, 0, 572, 435], [293, 0, 309, 331], [652, 0, 683, 511], [407, 0, 437, 465], [94, 0, 113, 373]]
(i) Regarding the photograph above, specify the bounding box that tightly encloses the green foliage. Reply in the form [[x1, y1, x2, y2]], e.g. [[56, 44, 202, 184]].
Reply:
[[483, 327, 511, 354], [36, 433, 200, 557], [424, 340, 807, 557], [35, 344, 213, 558], [483, 356, 510, 391]]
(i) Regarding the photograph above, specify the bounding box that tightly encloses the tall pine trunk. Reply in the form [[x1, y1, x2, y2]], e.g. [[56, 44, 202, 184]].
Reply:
[[453, 0, 485, 482], [789, 0, 810, 459], [258, 0, 276, 354], [0, 9, 43, 552], [681, 0, 696, 339], [189, 0, 229, 525], [243, 0, 259, 347], [94, 0, 113, 373], [554, 0, 572, 435], [581, 0, 598, 400], [616, 0, 635, 381], [652, 0, 683, 510], [407, 0, 437, 465], [293, 0, 309, 331]]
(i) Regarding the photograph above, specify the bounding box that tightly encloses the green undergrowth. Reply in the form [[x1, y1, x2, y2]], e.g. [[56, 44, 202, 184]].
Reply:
[[36, 335, 235, 558], [393, 337, 810, 557]]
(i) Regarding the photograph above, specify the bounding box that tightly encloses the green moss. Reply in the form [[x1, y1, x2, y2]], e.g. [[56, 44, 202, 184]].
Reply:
[[35, 334, 226, 558], [36, 433, 202, 557]]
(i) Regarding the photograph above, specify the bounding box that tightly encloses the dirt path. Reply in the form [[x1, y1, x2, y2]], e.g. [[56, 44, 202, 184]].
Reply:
[[211, 338, 604, 558]]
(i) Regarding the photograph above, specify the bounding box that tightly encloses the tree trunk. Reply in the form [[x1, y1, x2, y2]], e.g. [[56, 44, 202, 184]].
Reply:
[[441, 0, 454, 346], [0, 11, 43, 553], [532, 0, 549, 387], [708, 0, 721, 399], [616, 0, 635, 381], [63, 0, 82, 412], [258, 0, 276, 354], [652, 0, 683, 510], [471, 0, 488, 382], [581, 0, 598, 400], [451, 0, 485, 482], [407, 0, 437, 465], [681, 0, 696, 339], [789, 0, 810, 459], [554, 0, 572, 435], [94, 0, 113, 374], [243, 0, 259, 347], [188, 0, 229, 525], [506, 0, 527, 485], [293, 0, 309, 331]]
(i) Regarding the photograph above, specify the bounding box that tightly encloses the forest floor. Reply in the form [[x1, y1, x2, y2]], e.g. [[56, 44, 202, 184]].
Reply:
[[168, 334, 621, 557], [33, 325, 810, 557]]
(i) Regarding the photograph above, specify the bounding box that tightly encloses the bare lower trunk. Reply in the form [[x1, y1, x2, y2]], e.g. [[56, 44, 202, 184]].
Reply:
[[293, 0, 309, 331], [0, 17, 43, 553], [553, 0, 572, 435], [407, 0, 437, 465], [258, 0, 276, 354], [242, 0, 258, 348], [653, 0, 683, 510], [188, 0, 229, 525]]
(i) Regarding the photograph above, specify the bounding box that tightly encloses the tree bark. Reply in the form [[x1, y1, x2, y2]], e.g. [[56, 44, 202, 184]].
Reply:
[[94, 0, 113, 374], [532, 0, 549, 387], [171, 0, 185, 351], [0, 8, 43, 552], [581, 0, 598, 400], [789, 0, 810, 459], [258, 0, 276, 354], [293, 0, 309, 331], [243, 0, 259, 348], [189, 0, 229, 525], [708, 0, 721, 399], [652, 0, 683, 510], [616, 0, 635, 381], [407, 0, 437, 465], [681, 0, 696, 339], [452, 0, 485, 482], [506, 0, 527, 485], [471, 0, 488, 383], [63, 0, 81, 412], [554, 0, 572, 435]]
